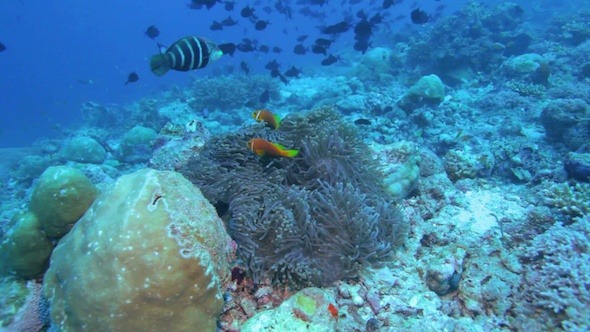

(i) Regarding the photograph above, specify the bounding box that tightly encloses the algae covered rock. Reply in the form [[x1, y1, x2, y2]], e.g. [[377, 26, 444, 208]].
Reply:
[[242, 288, 337, 332], [503, 53, 544, 74], [0, 211, 54, 279], [30, 165, 99, 239], [117, 125, 157, 163], [60, 136, 106, 164], [360, 47, 393, 71], [43, 169, 234, 332], [352, 47, 395, 82], [564, 152, 590, 182], [502, 53, 550, 85], [398, 74, 446, 112], [336, 94, 367, 114], [540, 98, 589, 146]]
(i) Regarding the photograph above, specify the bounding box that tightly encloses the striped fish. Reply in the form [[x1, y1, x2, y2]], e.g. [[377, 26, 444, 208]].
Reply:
[[150, 36, 223, 77]]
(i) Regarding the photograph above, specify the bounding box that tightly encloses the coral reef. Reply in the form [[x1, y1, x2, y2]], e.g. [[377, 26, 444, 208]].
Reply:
[[540, 98, 589, 149], [373, 140, 421, 199], [43, 169, 234, 332], [350, 46, 398, 84], [404, 2, 526, 83], [280, 76, 365, 111], [188, 74, 280, 112], [548, 10, 590, 45], [0, 279, 49, 329], [543, 181, 590, 223], [11, 154, 56, 185], [517, 217, 590, 331], [4, 2, 590, 331], [501, 53, 551, 86], [564, 152, 590, 181], [149, 121, 210, 171], [444, 149, 494, 182]]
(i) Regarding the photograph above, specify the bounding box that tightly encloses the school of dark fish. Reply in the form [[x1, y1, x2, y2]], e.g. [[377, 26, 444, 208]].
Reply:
[[124, 0, 446, 86]]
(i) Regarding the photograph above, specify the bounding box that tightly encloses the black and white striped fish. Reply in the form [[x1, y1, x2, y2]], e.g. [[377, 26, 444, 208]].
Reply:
[[150, 36, 223, 76]]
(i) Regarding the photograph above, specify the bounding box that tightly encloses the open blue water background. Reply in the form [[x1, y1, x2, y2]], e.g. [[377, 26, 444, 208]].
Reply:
[[0, 0, 467, 148], [0, 0, 574, 148]]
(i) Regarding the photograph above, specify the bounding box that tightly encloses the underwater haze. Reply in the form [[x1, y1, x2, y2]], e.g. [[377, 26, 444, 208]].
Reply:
[[1, 0, 590, 331], [0, 0, 471, 148]]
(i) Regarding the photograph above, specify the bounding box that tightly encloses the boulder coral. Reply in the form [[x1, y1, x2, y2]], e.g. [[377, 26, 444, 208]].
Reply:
[[117, 125, 157, 163], [0, 211, 54, 279], [29, 165, 99, 239], [43, 169, 234, 332], [60, 136, 107, 164]]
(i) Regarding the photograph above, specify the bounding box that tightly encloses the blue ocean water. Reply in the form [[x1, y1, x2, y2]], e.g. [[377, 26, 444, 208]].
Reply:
[[0, 0, 472, 148], [1, 0, 590, 331]]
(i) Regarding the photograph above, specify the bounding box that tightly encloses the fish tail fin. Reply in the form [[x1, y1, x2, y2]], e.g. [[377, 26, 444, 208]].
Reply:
[[284, 149, 299, 158], [273, 115, 281, 129], [150, 54, 170, 77]]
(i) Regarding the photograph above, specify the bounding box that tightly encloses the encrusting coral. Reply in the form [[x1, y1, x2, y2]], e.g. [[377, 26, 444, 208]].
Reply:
[[0, 166, 98, 280], [180, 107, 407, 288]]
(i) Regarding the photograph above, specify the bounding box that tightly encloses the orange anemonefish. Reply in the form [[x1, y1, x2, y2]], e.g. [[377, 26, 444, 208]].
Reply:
[[252, 109, 281, 129], [247, 138, 299, 158]]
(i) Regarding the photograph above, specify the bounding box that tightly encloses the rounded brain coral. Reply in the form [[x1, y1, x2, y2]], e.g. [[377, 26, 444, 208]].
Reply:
[[43, 169, 234, 332]]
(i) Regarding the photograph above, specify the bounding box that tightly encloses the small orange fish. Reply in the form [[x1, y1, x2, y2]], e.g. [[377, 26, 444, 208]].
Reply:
[[247, 138, 299, 158], [252, 109, 281, 129], [328, 303, 338, 319]]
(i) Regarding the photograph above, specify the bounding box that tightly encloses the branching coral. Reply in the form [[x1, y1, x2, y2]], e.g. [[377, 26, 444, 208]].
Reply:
[[180, 107, 407, 288], [518, 216, 590, 331], [543, 181, 590, 223]]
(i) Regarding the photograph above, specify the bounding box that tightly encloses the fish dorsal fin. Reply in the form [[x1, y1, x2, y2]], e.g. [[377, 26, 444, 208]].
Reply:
[[273, 114, 281, 129], [157, 42, 168, 54], [271, 142, 287, 150]]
